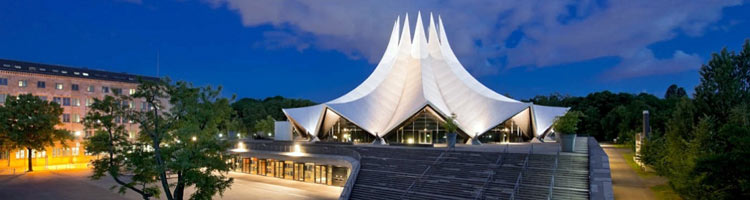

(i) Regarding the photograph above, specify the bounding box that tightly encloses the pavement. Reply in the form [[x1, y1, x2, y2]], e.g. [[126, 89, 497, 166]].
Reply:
[[0, 169, 342, 200], [601, 143, 665, 200]]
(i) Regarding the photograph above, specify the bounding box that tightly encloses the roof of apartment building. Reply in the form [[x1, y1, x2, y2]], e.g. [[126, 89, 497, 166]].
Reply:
[[0, 58, 159, 83]]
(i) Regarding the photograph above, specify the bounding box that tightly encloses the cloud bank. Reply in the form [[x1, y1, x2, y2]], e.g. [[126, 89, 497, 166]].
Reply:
[[205, 0, 741, 80]]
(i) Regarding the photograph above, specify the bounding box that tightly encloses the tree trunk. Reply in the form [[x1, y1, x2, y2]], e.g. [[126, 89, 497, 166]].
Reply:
[[27, 147, 33, 172], [173, 171, 184, 200], [151, 106, 174, 200]]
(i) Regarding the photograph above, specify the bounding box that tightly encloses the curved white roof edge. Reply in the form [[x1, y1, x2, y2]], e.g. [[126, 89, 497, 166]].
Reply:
[[283, 12, 569, 139]]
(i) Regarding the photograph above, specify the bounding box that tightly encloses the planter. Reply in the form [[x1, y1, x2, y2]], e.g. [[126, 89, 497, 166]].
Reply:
[[447, 132, 457, 148], [560, 133, 577, 152]]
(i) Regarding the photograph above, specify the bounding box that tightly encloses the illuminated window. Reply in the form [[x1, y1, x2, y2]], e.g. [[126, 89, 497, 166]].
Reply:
[[86, 98, 94, 107], [73, 114, 81, 123], [55, 83, 63, 90], [72, 98, 80, 106], [129, 88, 136, 95], [18, 80, 27, 87]]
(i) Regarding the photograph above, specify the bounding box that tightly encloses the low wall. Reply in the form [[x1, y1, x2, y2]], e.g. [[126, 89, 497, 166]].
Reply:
[[233, 141, 361, 200], [588, 138, 614, 200]]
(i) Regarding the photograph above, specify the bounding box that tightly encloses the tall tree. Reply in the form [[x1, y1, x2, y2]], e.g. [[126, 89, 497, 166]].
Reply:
[[0, 94, 70, 171], [84, 95, 159, 200], [132, 79, 235, 200], [664, 84, 687, 99], [254, 115, 275, 138]]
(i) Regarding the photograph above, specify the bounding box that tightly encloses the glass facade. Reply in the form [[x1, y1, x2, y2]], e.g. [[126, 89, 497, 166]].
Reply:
[[385, 107, 465, 144], [233, 156, 348, 187], [478, 120, 527, 143], [320, 114, 374, 143]]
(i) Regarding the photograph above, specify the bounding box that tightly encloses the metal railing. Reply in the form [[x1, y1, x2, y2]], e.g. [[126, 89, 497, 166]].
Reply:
[[474, 143, 511, 200], [510, 144, 533, 200], [547, 149, 561, 200], [400, 148, 450, 199]]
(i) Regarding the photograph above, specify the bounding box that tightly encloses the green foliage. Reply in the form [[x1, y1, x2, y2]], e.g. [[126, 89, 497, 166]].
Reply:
[[664, 84, 688, 99], [552, 110, 583, 134], [131, 79, 235, 200], [254, 115, 275, 137], [84, 95, 160, 200], [442, 113, 459, 133], [231, 96, 315, 133], [528, 91, 676, 142], [0, 93, 71, 171], [640, 39, 750, 199]]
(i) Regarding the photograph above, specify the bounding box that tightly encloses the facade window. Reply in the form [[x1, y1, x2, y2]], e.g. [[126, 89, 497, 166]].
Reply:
[[73, 114, 81, 123], [129, 88, 136, 95], [18, 80, 27, 87], [86, 98, 94, 107], [87, 85, 95, 92], [71, 84, 79, 91], [102, 86, 110, 93], [142, 102, 148, 111], [16, 149, 26, 159], [55, 83, 63, 90], [37, 96, 47, 101], [53, 97, 62, 105], [112, 88, 122, 95], [0, 78, 8, 85], [63, 98, 71, 106], [85, 130, 94, 138], [72, 98, 80, 106], [62, 114, 71, 123], [0, 94, 6, 104], [37, 81, 46, 88]]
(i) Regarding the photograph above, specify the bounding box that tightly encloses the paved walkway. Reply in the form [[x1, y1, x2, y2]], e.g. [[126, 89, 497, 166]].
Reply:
[[601, 144, 663, 200], [0, 169, 341, 200]]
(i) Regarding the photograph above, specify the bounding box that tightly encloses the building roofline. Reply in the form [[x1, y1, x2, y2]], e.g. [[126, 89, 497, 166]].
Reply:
[[0, 58, 160, 83]]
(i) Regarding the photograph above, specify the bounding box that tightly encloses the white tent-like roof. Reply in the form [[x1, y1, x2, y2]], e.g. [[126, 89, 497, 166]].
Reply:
[[283, 13, 569, 141]]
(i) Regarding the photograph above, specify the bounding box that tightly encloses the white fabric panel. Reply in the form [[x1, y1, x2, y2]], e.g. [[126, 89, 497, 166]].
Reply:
[[532, 105, 570, 136], [283, 13, 569, 140], [282, 104, 325, 136]]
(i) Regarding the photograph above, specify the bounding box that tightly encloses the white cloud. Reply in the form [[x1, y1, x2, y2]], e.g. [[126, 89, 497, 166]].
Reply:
[[205, 0, 742, 80]]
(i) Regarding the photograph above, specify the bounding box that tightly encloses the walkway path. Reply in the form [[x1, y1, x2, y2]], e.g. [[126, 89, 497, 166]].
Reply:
[[0, 169, 341, 200], [600, 144, 664, 200]]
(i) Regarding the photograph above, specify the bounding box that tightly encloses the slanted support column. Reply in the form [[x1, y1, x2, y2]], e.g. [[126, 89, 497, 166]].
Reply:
[[470, 133, 482, 145], [308, 132, 320, 142], [372, 133, 387, 145]]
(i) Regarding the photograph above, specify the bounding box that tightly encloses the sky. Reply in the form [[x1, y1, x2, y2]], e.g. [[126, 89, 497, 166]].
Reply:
[[1, 0, 749, 103]]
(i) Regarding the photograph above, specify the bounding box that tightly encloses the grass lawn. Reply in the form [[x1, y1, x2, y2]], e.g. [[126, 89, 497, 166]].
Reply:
[[618, 146, 683, 200], [651, 184, 682, 200]]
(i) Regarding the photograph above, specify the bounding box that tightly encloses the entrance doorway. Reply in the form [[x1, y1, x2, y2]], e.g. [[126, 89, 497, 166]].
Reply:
[[418, 130, 432, 144]]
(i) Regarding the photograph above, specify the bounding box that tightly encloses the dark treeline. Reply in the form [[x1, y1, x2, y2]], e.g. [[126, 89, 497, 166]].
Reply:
[[231, 96, 316, 134], [526, 87, 685, 143]]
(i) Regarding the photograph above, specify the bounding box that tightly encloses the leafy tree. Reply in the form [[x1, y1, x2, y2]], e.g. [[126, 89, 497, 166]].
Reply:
[[232, 96, 315, 134], [641, 39, 750, 199], [254, 115, 275, 138], [0, 94, 70, 172], [664, 84, 687, 99], [553, 110, 583, 134], [84, 95, 159, 200], [132, 79, 235, 200]]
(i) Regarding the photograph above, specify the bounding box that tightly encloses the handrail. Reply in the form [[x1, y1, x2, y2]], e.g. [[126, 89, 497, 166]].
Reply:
[[547, 149, 560, 200], [510, 144, 533, 200], [474, 143, 510, 200], [400, 148, 449, 199]]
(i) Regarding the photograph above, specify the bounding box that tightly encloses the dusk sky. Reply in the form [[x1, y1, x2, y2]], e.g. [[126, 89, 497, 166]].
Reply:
[[1, 0, 749, 102]]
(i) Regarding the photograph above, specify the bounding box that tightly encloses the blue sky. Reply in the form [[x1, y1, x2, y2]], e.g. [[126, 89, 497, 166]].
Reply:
[[1, 0, 748, 102]]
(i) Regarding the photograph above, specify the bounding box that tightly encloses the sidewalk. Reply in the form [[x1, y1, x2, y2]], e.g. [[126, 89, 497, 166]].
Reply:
[[600, 143, 666, 200]]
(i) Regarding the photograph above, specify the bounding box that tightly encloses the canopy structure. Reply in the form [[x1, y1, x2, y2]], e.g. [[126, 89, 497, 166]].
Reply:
[[283, 12, 569, 143]]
